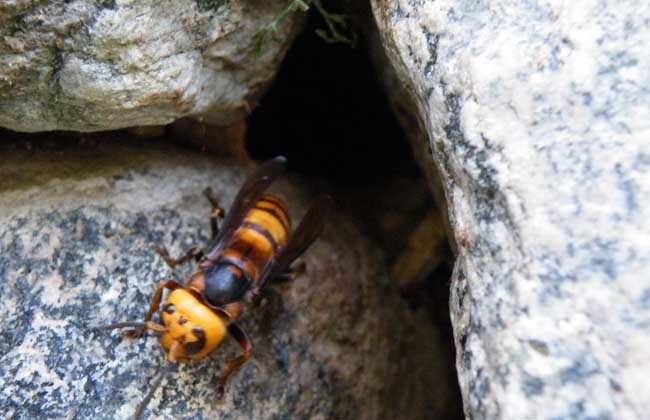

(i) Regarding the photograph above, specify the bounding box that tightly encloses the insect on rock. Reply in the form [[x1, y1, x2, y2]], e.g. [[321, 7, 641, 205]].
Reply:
[[96, 156, 331, 419]]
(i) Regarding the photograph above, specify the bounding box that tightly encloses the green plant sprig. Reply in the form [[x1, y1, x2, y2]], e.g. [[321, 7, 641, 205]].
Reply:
[[312, 0, 357, 47], [252, 0, 357, 57]]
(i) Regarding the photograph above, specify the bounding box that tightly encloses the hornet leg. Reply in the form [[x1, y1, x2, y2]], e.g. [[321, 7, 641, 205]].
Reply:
[[203, 187, 225, 239], [270, 261, 306, 285], [252, 263, 307, 309], [95, 320, 167, 334], [153, 187, 224, 267], [155, 245, 203, 268], [97, 279, 182, 338], [215, 323, 252, 400], [222, 302, 243, 320], [245, 262, 308, 306], [135, 279, 183, 336]]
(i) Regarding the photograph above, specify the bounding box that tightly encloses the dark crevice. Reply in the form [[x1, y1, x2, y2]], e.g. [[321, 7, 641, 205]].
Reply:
[[247, 10, 417, 187], [247, 8, 463, 420]]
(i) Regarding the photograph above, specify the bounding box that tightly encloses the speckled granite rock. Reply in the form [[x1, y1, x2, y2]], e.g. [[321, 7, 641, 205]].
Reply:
[[372, 1, 650, 419], [0, 0, 302, 132], [0, 136, 452, 419]]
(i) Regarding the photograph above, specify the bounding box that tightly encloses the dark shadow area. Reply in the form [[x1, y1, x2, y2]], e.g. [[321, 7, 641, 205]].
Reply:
[[246, 11, 417, 187]]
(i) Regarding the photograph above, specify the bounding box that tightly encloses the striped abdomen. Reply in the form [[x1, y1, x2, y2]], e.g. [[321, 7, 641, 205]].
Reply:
[[227, 194, 291, 276], [189, 194, 291, 307]]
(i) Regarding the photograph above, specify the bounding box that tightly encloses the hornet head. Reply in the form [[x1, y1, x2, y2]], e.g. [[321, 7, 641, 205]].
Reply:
[[158, 288, 227, 362]]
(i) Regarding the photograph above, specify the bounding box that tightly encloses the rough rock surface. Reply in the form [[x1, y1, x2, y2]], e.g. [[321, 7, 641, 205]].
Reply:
[[0, 135, 451, 419], [372, 1, 650, 419], [0, 0, 302, 132]]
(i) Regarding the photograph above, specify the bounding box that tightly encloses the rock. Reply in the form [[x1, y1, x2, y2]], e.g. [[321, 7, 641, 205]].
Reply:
[[168, 118, 253, 163], [371, 0, 650, 418], [0, 1, 303, 132], [0, 135, 450, 419]]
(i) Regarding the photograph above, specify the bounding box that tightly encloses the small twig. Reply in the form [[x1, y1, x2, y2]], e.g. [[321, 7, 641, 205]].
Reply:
[[312, 0, 357, 47], [252, 0, 357, 57], [252, 0, 310, 57]]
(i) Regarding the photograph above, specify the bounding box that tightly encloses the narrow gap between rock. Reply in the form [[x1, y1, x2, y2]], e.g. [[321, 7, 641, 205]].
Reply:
[[246, 9, 464, 420]]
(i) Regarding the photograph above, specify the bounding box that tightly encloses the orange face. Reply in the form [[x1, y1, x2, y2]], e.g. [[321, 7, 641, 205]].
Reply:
[[159, 289, 226, 361]]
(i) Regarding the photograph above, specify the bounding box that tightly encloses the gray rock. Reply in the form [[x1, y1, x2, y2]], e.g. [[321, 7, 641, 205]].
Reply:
[[0, 1, 302, 132], [372, 0, 650, 418], [0, 136, 448, 419]]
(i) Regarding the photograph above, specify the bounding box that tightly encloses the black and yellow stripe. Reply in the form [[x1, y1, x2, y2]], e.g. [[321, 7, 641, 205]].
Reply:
[[256, 195, 291, 232], [229, 194, 291, 268]]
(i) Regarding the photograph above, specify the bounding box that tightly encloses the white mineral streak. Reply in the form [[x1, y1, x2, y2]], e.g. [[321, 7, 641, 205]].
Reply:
[[0, 0, 302, 132], [372, 0, 650, 418]]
